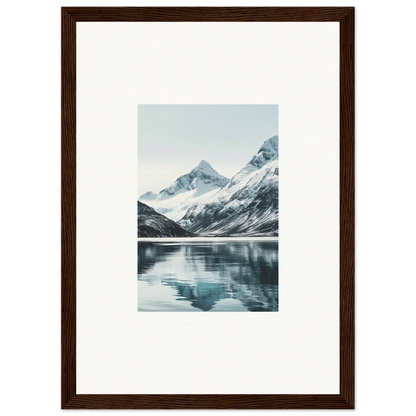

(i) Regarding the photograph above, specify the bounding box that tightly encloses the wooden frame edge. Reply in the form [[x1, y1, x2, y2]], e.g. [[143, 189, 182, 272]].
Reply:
[[61, 7, 77, 409], [61, 7, 354, 409]]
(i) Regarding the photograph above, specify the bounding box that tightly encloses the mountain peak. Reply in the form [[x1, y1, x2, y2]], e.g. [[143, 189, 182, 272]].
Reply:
[[189, 160, 228, 182], [153, 161, 229, 200], [247, 135, 279, 169], [139, 191, 157, 201], [198, 159, 210, 168], [192, 159, 213, 173], [258, 135, 278, 155]]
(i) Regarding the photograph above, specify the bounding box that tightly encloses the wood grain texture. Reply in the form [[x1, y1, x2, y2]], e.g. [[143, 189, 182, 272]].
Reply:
[[339, 7, 355, 409], [61, 7, 354, 409], [63, 394, 352, 409], [61, 7, 76, 410], [60, 7, 352, 22]]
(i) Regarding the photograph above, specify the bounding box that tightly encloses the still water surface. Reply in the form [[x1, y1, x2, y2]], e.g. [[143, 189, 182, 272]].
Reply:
[[137, 240, 278, 312]]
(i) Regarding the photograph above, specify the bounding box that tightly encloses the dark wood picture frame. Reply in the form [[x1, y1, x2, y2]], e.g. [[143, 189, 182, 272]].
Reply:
[[62, 7, 354, 409]]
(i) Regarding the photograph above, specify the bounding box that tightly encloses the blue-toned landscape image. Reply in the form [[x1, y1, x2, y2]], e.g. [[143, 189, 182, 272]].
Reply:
[[137, 105, 279, 312], [137, 241, 278, 312]]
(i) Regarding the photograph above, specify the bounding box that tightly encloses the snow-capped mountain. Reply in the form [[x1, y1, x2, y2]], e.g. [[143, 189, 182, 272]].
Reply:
[[159, 160, 228, 199], [246, 134, 279, 169], [178, 135, 279, 236], [137, 201, 194, 237], [138, 160, 229, 222], [138, 135, 279, 237], [140, 191, 157, 201]]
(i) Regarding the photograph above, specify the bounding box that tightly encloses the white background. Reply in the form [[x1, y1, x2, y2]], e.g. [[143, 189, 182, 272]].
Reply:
[[77, 21, 339, 394]]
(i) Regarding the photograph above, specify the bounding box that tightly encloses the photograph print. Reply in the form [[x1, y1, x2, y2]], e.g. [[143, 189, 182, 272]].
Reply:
[[137, 105, 279, 312]]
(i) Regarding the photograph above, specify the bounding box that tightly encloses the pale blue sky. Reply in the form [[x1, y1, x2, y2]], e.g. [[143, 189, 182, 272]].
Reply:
[[138, 105, 278, 197]]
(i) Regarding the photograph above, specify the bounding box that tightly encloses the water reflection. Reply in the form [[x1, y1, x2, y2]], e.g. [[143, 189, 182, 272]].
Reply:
[[137, 241, 278, 312]]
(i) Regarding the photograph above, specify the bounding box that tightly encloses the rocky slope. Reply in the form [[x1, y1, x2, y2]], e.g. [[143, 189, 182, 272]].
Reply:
[[137, 201, 194, 238]]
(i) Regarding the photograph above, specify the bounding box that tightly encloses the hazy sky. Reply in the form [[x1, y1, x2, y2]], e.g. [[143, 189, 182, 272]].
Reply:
[[138, 105, 278, 197]]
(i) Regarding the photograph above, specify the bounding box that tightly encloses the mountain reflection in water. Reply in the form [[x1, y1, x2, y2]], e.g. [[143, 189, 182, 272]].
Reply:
[[137, 241, 278, 312]]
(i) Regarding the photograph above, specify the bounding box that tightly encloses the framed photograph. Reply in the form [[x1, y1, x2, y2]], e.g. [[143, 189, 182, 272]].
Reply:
[[136, 104, 279, 313], [62, 7, 354, 409]]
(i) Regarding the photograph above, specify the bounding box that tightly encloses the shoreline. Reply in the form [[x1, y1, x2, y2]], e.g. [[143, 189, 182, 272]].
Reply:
[[137, 236, 279, 242]]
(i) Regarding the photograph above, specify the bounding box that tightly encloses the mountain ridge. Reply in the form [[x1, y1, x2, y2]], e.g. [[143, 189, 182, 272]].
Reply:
[[138, 160, 229, 222], [138, 135, 279, 237], [139, 160, 229, 202], [177, 135, 279, 236]]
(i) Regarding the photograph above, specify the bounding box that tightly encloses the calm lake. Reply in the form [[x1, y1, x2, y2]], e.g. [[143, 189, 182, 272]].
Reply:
[[137, 240, 278, 312]]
